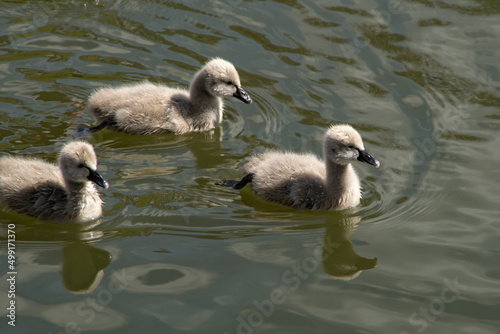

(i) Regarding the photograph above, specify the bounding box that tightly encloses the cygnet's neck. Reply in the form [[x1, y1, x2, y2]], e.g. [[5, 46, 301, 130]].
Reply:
[[188, 71, 223, 124], [325, 159, 361, 209], [64, 180, 102, 222]]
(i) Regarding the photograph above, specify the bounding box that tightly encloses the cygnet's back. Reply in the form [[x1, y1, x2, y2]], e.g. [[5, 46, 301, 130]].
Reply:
[[0, 141, 109, 223], [243, 151, 329, 209], [221, 125, 380, 210], [86, 58, 252, 135]]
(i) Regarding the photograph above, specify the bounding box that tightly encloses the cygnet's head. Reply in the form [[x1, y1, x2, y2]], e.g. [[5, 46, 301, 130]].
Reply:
[[324, 125, 380, 167], [199, 58, 252, 104], [58, 141, 109, 188]]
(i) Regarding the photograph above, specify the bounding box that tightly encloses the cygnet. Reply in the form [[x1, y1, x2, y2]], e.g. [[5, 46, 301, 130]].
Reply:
[[220, 124, 380, 210], [0, 141, 109, 223]]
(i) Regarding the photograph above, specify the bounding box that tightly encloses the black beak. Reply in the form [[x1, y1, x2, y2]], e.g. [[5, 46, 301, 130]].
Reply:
[[356, 149, 380, 168], [87, 168, 109, 189], [233, 86, 252, 104]]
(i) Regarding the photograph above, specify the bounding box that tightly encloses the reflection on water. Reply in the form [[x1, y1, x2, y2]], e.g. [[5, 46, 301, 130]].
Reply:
[[322, 214, 377, 280], [0, 219, 110, 292]]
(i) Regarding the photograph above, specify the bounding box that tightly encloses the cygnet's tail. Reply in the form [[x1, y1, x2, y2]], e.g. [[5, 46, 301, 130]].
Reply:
[[217, 173, 254, 189], [75, 118, 114, 136]]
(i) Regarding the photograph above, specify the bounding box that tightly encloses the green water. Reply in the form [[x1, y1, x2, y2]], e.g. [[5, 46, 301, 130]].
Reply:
[[0, 1, 499, 333]]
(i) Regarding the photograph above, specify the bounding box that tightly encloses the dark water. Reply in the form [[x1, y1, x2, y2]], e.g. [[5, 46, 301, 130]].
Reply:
[[0, 1, 499, 333]]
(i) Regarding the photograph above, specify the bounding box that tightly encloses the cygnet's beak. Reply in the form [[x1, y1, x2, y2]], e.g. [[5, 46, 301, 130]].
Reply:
[[357, 149, 380, 168], [233, 86, 252, 104], [87, 168, 109, 189]]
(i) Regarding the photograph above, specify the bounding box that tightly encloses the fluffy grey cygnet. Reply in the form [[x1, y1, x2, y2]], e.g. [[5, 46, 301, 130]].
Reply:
[[0, 141, 109, 223], [220, 125, 380, 210], [85, 58, 252, 135]]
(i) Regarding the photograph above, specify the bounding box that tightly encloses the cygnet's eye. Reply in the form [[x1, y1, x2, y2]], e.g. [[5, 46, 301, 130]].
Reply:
[[226, 81, 233, 86], [348, 145, 355, 149], [78, 164, 86, 168]]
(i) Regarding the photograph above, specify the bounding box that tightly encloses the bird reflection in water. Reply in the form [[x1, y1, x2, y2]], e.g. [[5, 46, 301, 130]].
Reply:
[[62, 241, 112, 293], [8, 219, 112, 294], [322, 214, 377, 280]]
